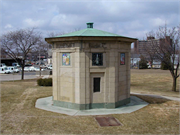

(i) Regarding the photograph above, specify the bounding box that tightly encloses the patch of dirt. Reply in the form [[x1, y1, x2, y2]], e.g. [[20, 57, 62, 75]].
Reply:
[[1, 87, 38, 133], [16, 88, 37, 110]]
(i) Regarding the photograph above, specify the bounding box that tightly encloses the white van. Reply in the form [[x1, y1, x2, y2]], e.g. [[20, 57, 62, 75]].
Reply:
[[0, 67, 11, 74], [0, 63, 6, 67], [7, 66, 20, 73], [13, 66, 20, 73], [47, 64, 52, 70], [12, 63, 20, 67]]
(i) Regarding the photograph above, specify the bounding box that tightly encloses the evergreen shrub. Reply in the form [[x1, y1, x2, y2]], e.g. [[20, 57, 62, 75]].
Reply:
[[139, 56, 148, 69], [161, 62, 169, 70], [37, 78, 52, 86]]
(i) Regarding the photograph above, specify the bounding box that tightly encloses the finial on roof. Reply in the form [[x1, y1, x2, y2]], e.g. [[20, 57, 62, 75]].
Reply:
[[86, 22, 93, 28]]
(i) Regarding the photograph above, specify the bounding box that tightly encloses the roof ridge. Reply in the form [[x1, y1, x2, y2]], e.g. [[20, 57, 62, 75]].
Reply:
[[80, 28, 90, 36], [97, 29, 119, 36]]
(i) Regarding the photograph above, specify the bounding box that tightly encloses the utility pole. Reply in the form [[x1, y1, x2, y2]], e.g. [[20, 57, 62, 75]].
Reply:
[[39, 50, 41, 77]]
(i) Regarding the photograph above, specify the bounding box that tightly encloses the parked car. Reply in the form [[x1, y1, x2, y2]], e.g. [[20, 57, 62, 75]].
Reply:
[[24, 67, 30, 72], [47, 64, 52, 70], [7, 67, 14, 73], [0, 67, 11, 74], [12, 63, 20, 68], [29, 66, 44, 72], [7, 66, 20, 73], [0, 63, 6, 67], [29, 66, 36, 72], [25, 64, 32, 67], [34, 67, 44, 71], [13, 66, 20, 73], [36, 62, 44, 65]]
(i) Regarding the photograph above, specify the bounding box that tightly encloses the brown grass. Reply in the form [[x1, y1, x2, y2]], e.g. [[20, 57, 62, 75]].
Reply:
[[131, 69, 180, 97], [0, 71, 179, 134]]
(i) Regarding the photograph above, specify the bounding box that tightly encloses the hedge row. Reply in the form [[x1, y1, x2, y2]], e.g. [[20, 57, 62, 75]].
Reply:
[[37, 78, 52, 86]]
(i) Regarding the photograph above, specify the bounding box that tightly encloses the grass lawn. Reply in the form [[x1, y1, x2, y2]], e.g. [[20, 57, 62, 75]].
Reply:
[[131, 69, 180, 97], [0, 70, 179, 134]]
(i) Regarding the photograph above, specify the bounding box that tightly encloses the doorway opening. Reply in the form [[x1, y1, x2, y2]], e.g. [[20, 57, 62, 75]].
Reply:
[[93, 77, 101, 92]]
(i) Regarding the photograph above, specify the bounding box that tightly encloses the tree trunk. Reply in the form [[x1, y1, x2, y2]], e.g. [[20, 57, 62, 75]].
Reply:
[[21, 60, 25, 80], [172, 77, 177, 92], [151, 63, 153, 69]]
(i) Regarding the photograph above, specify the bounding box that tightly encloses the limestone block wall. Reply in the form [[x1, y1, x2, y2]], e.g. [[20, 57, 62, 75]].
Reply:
[[59, 53, 74, 102], [52, 40, 131, 109], [118, 43, 131, 102], [74, 46, 80, 104], [52, 43, 78, 104]]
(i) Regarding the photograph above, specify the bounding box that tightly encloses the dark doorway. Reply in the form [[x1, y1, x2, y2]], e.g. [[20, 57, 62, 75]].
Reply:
[[94, 77, 100, 92]]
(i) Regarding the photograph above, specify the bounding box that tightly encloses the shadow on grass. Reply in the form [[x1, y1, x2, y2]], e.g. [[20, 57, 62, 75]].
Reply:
[[131, 94, 171, 104]]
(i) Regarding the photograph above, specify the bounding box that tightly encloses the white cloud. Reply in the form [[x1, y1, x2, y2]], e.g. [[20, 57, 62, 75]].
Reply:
[[49, 13, 88, 31], [0, 0, 179, 39], [151, 18, 166, 27], [50, 14, 67, 27], [23, 18, 46, 27], [4, 24, 13, 29], [125, 21, 143, 30]]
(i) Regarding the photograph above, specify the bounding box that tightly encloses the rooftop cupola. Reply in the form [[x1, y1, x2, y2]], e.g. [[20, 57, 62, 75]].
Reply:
[[86, 22, 93, 28]]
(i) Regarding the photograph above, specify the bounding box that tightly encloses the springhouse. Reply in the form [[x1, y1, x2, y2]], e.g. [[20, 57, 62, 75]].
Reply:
[[45, 22, 137, 110]]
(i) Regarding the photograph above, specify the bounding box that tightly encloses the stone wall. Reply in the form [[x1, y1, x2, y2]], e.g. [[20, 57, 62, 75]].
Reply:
[[52, 40, 131, 109]]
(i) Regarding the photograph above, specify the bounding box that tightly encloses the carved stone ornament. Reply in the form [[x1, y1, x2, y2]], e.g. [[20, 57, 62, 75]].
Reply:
[[89, 43, 106, 48], [56, 43, 74, 48]]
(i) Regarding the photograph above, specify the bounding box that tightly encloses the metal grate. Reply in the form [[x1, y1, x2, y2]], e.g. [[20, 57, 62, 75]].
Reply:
[[95, 116, 122, 127]]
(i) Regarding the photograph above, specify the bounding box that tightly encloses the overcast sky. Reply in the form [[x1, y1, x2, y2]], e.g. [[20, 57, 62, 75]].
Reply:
[[0, 0, 179, 40]]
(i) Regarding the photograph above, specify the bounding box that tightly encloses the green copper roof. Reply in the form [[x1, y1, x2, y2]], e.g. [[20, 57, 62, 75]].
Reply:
[[46, 22, 136, 40], [54, 22, 130, 38], [56, 28, 121, 37]]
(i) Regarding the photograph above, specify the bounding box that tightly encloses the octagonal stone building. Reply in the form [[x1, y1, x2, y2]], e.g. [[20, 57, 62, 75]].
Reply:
[[45, 22, 137, 110]]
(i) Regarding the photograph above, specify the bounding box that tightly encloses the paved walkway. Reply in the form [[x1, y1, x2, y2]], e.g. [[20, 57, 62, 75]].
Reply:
[[0, 74, 50, 81], [42, 75, 50, 79], [131, 92, 180, 101], [0, 74, 38, 81], [35, 96, 149, 116]]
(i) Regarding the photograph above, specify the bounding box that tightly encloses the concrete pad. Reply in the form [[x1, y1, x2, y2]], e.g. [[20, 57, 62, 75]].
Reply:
[[35, 96, 148, 116], [131, 92, 180, 101]]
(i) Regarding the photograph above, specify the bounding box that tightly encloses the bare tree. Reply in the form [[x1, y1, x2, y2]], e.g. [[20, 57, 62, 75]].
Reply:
[[46, 30, 79, 58], [46, 31, 64, 58], [146, 24, 180, 91], [46, 28, 82, 54], [32, 39, 49, 60], [47, 28, 81, 37], [141, 34, 158, 69], [0, 28, 42, 80]]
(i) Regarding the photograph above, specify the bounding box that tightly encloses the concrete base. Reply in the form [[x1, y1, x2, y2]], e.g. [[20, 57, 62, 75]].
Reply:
[[35, 96, 148, 116], [53, 98, 130, 110]]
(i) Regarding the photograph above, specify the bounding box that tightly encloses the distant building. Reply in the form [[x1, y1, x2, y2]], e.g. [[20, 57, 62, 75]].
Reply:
[[1, 49, 22, 66], [134, 36, 172, 57], [133, 36, 179, 69], [1, 58, 22, 66]]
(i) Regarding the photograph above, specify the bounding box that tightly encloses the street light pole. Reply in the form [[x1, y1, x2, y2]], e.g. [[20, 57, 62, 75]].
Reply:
[[39, 50, 41, 77]]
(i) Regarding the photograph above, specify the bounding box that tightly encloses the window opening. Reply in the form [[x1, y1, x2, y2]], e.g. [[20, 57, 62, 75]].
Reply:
[[92, 53, 103, 66], [93, 77, 100, 92]]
